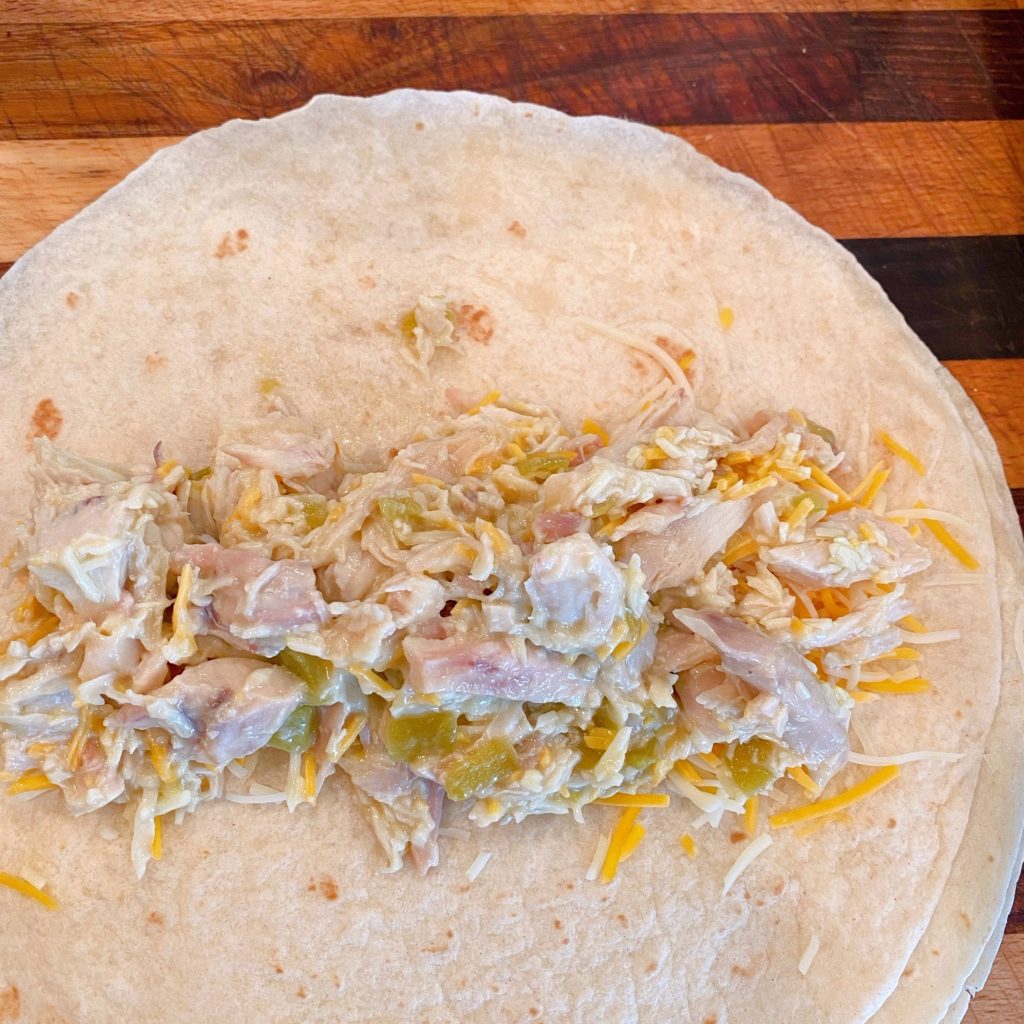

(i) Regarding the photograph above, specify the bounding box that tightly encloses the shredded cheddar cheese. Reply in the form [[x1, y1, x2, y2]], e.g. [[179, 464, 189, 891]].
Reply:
[[0, 871, 58, 910], [808, 465, 849, 501], [918, 506, 980, 570], [900, 615, 928, 634], [859, 677, 931, 694], [151, 815, 163, 861], [619, 823, 647, 863], [302, 750, 317, 802], [595, 793, 669, 809], [582, 418, 610, 446], [600, 807, 640, 883], [467, 390, 500, 416], [744, 796, 759, 837], [680, 834, 697, 859], [5, 770, 56, 796], [769, 766, 901, 830], [787, 766, 821, 796], [718, 306, 734, 330], [879, 431, 925, 475], [583, 727, 615, 751], [723, 536, 758, 566]]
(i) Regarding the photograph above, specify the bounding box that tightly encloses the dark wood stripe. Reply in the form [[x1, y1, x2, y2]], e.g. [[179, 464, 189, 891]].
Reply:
[[1, 12, 1022, 140], [1010, 867, 1024, 933], [843, 237, 1024, 361]]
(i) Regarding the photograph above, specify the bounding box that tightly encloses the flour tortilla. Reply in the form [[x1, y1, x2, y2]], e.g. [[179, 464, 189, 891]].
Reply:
[[0, 91, 1021, 1024]]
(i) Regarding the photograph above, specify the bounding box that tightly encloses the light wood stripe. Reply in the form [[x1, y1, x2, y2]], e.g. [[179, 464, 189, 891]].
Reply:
[[944, 360, 1024, 490], [2, 121, 1021, 262], [5, 0, 1019, 21], [673, 122, 1024, 239]]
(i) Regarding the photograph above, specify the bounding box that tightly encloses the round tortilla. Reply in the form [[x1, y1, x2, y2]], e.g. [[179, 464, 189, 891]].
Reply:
[[0, 91, 1021, 1024]]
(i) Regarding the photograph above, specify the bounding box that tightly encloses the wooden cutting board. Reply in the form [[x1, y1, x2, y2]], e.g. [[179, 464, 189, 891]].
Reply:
[[1, 1, 1022, 1020]]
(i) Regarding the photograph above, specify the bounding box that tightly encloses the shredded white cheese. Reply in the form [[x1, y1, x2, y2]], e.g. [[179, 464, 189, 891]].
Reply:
[[668, 772, 744, 815], [722, 834, 773, 896], [899, 628, 961, 645], [466, 851, 493, 882], [585, 832, 611, 882], [886, 508, 974, 531], [573, 316, 692, 395], [798, 934, 821, 976], [226, 783, 288, 805], [848, 750, 962, 766], [922, 574, 991, 588]]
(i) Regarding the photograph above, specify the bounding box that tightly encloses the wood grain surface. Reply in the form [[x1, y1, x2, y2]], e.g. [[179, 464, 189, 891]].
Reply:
[[0, 2, 1021, 1019]]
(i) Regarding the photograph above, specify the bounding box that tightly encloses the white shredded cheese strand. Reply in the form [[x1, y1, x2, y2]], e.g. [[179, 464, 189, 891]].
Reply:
[[573, 316, 692, 394], [722, 834, 773, 896], [668, 772, 745, 815], [17, 866, 47, 890], [798, 934, 821, 976], [466, 851, 493, 882], [886, 508, 975, 531], [438, 827, 471, 842], [848, 750, 962, 766], [922, 574, 991, 588], [586, 832, 611, 882], [225, 790, 288, 805], [899, 629, 962, 645]]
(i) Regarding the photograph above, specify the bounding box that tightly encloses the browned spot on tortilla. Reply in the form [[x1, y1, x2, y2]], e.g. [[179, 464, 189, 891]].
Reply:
[[528, 1009, 539, 1018], [703, 1016, 718, 1024], [960, 912, 972, 929], [524, 111, 534, 118], [887, 817, 897, 828], [988, 853, 996, 863], [318, 876, 338, 901], [446, 929, 454, 939], [508, 220, 526, 239], [457, 884, 471, 894], [729, 831, 745, 844], [616, 913, 628, 927], [458, 304, 494, 345], [415, 121, 425, 131], [932, 949, 940, 956], [731, 962, 759, 978], [147, 911, 164, 926], [561, 937, 569, 945], [553, 919, 562, 930], [144, 352, 168, 372], [296, 986, 307, 998], [565, 880, 574, 890], [954, 709, 964, 719], [65, 291, 79, 308], [965, 698, 973, 707], [655, 335, 686, 360], [772, 880, 784, 896], [629, 354, 646, 374], [273, 964, 284, 975], [331, 973, 340, 987], [755, 898, 765, 907], [421, 942, 449, 954], [646, 962, 657, 975], [0, 986, 19, 1022], [306, 882, 317, 893], [29, 398, 62, 441], [358, 275, 376, 289], [901, 967, 914, 979], [214, 229, 249, 259]]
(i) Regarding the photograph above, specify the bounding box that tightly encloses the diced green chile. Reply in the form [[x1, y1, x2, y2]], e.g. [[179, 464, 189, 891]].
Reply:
[[443, 737, 520, 801], [269, 705, 319, 753], [274, 648, 334, 705], [384, 710, 457, 762], [724, 737, 776, 795]]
